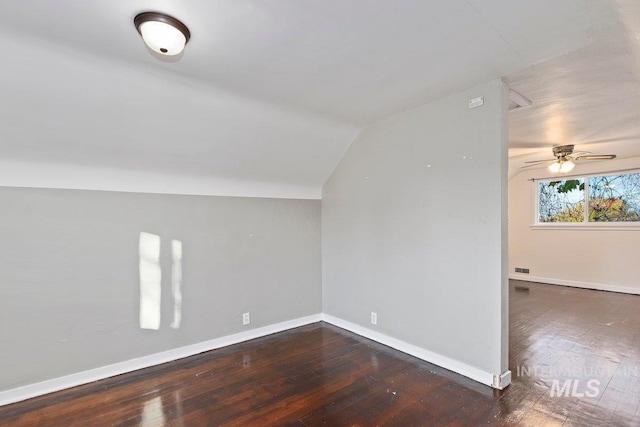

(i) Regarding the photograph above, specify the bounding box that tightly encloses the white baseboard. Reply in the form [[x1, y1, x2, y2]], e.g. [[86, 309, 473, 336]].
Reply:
[[509, 274, 640, 295], [321, 314, 510, 389], [493, 370, 512, 390], [0, 313, 322, 407], [1, 311, 513, 406]]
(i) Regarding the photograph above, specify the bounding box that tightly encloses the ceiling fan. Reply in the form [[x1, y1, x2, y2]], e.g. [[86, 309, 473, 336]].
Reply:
[[522, 144, 616, 173]]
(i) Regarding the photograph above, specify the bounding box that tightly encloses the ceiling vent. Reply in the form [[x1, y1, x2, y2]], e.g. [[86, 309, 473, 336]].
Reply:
[[508, 89, 532, 112]]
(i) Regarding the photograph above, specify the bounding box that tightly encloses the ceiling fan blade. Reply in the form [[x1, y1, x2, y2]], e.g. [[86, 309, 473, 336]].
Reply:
[[521, 159, 557, 168], [523, 158, 556, 164], [575, 154, 617, 161]]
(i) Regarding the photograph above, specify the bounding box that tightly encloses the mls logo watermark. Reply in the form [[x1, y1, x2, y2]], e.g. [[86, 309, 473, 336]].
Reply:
[[516, 365, 640, 398], [550, 379, 600, 398]]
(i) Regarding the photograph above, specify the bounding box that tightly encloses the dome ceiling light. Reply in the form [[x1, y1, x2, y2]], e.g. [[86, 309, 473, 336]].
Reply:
[[134, 12, 190, 56]]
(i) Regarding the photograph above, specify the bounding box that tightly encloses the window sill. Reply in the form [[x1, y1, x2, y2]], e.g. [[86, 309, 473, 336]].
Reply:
[[530, 223, 640, 231]]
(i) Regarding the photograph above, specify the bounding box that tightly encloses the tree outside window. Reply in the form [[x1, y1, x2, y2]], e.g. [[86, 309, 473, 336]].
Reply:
[[538, 172, 640, 223]]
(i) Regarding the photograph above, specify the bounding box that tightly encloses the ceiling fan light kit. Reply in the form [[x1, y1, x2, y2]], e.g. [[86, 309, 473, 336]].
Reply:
[[134, 12, 190, 56], [548, 159, 575, 173]]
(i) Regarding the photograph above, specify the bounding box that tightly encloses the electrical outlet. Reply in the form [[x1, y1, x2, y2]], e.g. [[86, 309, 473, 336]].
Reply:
[[371, 312, 377, 325], [242, 312, 250, 325]]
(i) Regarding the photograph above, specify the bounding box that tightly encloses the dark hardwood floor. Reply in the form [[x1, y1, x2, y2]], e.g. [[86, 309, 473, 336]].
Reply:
[[2, 280, 640, 426]]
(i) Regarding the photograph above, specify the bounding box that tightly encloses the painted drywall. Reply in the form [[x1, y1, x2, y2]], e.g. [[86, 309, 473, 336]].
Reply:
[[509, 157, 640, 293], [0, 30, 359, 200], [321, 79, 509, 382], [0, 187, 321, 391]]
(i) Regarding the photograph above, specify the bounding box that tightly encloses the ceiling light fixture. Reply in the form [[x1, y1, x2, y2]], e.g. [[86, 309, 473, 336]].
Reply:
[[134, 12, 190, 56], [548, 159, 575, 173]]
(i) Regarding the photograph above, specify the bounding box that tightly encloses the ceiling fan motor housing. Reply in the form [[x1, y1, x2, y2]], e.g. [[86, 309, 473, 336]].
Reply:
[[552, 145, 574, 158]]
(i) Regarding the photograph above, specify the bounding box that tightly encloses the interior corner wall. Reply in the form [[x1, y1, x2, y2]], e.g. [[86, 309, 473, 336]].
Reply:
[[0, 187, 321, 393], [509, 156, 640, 293], [321, 79, 509, 383]]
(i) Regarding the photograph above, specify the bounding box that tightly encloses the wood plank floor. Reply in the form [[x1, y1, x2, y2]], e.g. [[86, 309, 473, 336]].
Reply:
[[2, 280, 640, 426]]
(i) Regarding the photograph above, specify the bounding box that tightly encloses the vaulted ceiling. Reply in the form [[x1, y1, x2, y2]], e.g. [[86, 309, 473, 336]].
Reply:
[[0, 1, 634, 196]]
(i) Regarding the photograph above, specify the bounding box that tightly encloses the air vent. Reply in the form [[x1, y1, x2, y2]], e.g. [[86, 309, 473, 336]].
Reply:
[[515, 267, 530, 274], [508, 90, 532, 112]]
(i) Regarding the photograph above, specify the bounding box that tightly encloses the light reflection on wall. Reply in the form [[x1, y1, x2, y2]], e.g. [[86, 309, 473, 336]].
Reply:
[[171, 240, 183, 329], [139, 232, 161, 330], [139, 233, 184, 331]]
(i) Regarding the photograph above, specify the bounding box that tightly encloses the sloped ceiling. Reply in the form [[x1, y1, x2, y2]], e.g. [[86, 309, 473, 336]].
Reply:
[[0, 1, 617, 197]]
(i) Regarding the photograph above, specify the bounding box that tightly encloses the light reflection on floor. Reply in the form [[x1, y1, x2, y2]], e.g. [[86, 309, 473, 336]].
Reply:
[[140, 396, 165, 427]]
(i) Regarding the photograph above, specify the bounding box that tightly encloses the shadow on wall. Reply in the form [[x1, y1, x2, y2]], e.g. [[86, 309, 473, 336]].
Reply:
[[138, 232, 183, 331]]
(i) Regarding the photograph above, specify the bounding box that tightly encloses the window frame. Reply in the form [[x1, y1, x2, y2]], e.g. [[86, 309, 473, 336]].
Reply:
[[531, 169, 640, 231]]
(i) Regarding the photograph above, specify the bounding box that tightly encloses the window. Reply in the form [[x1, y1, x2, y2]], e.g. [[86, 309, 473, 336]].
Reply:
[[536, 171, 640, 225], [538, 179, 585, 223], [588, 174, 640, 222]]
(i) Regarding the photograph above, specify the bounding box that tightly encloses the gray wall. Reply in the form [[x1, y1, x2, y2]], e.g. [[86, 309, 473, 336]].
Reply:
[[322, 79, 509, 377], [0, 187, 321, 391]]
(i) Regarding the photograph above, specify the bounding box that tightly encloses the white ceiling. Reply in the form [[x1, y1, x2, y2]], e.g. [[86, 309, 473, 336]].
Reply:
[[0, 0, 629, 197], [507, 0, 640, 178], [0, 1, 596, 124]]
